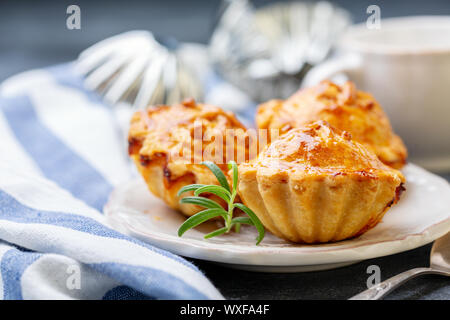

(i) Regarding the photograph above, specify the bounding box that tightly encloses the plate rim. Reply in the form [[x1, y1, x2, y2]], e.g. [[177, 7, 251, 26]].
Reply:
[[105, 163, 450, 267], [106, 205, 450, 266]]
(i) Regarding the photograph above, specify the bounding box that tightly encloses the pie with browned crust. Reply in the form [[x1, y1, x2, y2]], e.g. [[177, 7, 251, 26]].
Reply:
[[128, 98, 251, 216], [256, 81, 407, 168], [238, 121, 405, 243]]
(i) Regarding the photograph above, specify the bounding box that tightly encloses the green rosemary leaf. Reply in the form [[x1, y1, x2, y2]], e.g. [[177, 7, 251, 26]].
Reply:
[[178, 208, 227, 236], [201, 161, 230, 192], [177, 184, 206, 197], [234, 203, 265, 245], [177, 161, 266, 245], [180, 196, 223, 209], [228, 161, 238, 194], [194, 185, 231, 202], [232, 217, 253, 233], [204, 226, 228, 239]]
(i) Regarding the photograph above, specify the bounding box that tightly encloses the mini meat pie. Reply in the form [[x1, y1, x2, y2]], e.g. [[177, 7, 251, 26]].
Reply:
[[128, 98, 251, 216], [256, 80, 407, 168], [238, 121, 405, 243]]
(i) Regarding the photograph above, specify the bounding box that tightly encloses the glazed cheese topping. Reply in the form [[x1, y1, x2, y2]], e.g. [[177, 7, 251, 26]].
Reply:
[[245, 121, 405, 179], [128, 99, 252, 180]]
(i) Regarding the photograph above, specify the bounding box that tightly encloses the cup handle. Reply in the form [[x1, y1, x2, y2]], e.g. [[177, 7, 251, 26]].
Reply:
[[302, 54, 362, 88]]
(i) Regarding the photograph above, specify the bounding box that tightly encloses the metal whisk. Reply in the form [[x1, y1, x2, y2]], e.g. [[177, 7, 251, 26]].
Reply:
[[210, 0, 351, 102], [76, 30, 203, 109]]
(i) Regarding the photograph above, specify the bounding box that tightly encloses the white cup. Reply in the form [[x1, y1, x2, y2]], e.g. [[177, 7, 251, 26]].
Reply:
[[303, 16, 450, 172]]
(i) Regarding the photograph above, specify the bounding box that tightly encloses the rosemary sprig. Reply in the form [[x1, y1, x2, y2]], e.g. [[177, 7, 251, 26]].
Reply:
[[177, 161, 265, 245]]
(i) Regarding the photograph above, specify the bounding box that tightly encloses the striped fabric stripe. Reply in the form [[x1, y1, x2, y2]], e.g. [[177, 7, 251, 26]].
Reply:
[[1, 246, 42, 299], [1, 95, 113, 211]]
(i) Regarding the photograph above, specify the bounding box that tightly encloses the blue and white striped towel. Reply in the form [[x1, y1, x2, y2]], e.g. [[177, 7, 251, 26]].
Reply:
[[0, 61, 252, 300]]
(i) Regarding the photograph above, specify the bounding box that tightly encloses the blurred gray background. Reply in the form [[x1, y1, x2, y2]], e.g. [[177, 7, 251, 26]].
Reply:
[[1, 0, 450, 82]]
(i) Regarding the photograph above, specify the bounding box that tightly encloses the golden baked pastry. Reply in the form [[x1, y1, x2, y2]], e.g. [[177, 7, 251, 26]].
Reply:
[[256, 80, 407, 168], [238, 121, 405, 243], [128, 98, 251, 216]]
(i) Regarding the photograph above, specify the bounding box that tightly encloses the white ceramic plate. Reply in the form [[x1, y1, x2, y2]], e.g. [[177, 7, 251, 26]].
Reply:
[[105, 164, 450, 272]]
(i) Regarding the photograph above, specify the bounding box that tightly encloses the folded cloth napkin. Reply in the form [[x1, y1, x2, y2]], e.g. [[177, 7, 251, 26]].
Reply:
[[0, 63, 236, 300]]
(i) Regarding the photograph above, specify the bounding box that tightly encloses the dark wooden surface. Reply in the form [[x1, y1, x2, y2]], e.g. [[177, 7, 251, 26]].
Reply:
[[0, 0, 449, 300]]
